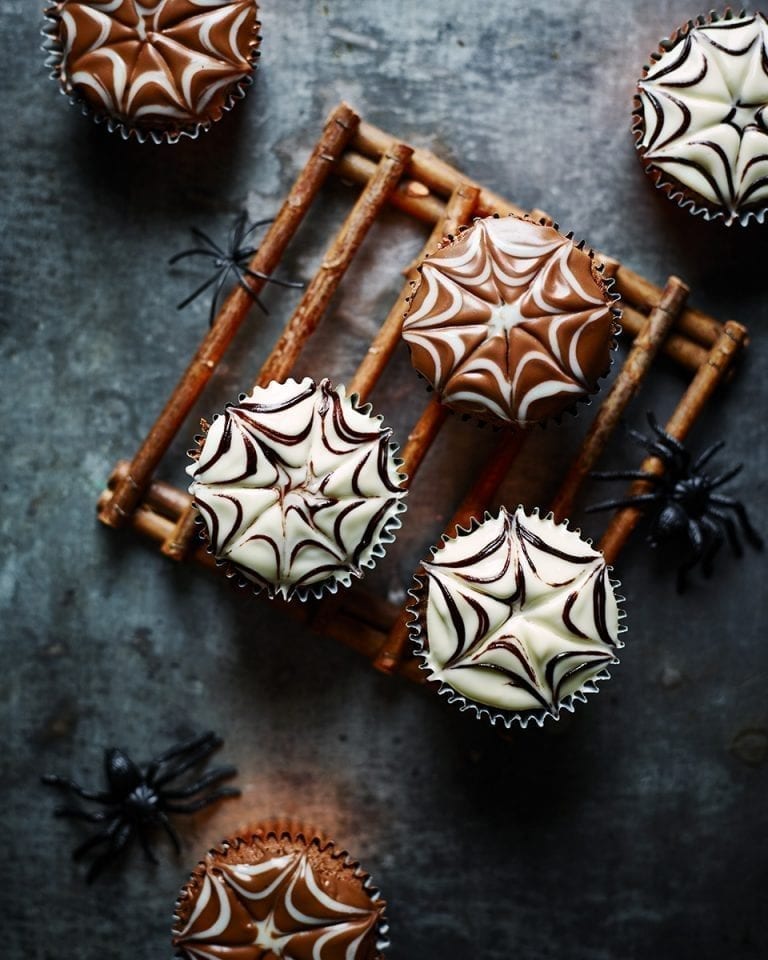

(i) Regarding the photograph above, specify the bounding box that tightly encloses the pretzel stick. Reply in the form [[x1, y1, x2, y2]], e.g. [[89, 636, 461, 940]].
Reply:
[[99, 102, 360, 531], [254, 142, 413, 388], [621, 303, 706, 372], [550, 276, 690, 523], [598, 320, 748, 565], [349, 183, 480, 403], [162, 142, 413, 559]]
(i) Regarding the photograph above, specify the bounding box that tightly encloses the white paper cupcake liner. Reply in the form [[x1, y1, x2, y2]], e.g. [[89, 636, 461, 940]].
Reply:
[[407, 507, 627, 730], [41, 5, 261, 145], [632, 8, 768, 227]]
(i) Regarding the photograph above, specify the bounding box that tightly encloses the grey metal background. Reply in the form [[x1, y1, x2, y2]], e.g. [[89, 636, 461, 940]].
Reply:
[[3, 1, 767, 957]]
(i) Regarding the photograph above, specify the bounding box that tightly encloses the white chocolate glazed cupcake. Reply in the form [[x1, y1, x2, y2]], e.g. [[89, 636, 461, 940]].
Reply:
[[634, 10, 768, 225], [408, 506, 625, 729], [187, 378, 407, 601]]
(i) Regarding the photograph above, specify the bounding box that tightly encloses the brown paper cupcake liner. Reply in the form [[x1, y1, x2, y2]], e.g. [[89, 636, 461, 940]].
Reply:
[[188, 380, 408, 603], [172, 820, 389, 958], [632, 8, 768, 227], [403, 214, 622, 431], [41, 5, 261, 145], [406, 507, 626, 730]]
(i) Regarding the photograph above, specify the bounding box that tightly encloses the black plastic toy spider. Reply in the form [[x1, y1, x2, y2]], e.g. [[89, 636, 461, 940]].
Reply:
[[42, 731, 240, 882], [588, 412, 763, 591], [170, 210, 303, 325]]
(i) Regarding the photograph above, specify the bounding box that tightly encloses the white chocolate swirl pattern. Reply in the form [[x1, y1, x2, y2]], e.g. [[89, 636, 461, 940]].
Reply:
[[636, 12, 768, 223], [173, 834, 386, 960], [401, 216, 615, 426], [187, 378, 406, 600], [412, 507, 622, 718], [51, 0, 259, 130]]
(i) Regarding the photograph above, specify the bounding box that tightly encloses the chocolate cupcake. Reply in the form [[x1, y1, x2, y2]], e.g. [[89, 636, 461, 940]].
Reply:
[[43, 0, 261, 143], [408, 506, 625, 729], [401, 214, 618, 427], [187, 377, 407, 601], [172, 823, 389, 960], [634, 10, 768, 226]]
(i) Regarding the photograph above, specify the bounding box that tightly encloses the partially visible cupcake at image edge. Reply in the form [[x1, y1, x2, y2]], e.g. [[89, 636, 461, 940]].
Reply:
[[633, 9, 768, 226], [187, 377, 408, 601], [172, 821, 389, 960], [400, 213, 620, 428], [408, 505, 626, 729], [42, 0, 262, 144]]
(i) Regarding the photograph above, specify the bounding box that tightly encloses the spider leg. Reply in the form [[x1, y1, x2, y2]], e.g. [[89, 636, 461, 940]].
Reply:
[[709, 495, 764, 550], [176, 271, 222, 311], [54, 807, 110, 823], [85, 821, 133, 884], [590, 469, 663, 483], [585, 492, 662, 514], [646, 413, 690, 465], [230, 210, 248, 250], [72, 822, 120, 861], [41, 774, 113, 804], [709, 507, 742, 556], [207, 265, 235, 326], [708, 464, 743, 489], [699, 516, 724, 577], [676, 517, 705, 592], [157, 812, 182, 854], [164, 787, 241, 814], [148, 732, 222, 787], [240, 265, 304, 289], [241, 217, 274, 242], [191, 227, 225, 257], [137, 828, 159, 865], [168, 247, 217, 265], [161, 765, 238, 799], [692, 440, 725, 472], [233, 266, 270, 315]]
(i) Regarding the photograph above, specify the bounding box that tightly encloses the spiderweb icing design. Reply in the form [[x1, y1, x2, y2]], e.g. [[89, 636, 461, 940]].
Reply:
[[53, 0, 259, 128], [173, 838, 385, 960], [187, 378, 406, 599], [401, 216, 614, 425], [637, 12, 768, 221], [417, 507, 621, 714]]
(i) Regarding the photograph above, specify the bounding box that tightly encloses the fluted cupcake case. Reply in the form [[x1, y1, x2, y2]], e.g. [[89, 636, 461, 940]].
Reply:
[[172, 822, 389, 960], [42, 0, 261, 144], [97, 104, 749, 704], [187, 378, 407, 602], [407, 507, 626, 730], [633, 9, 768, 226]]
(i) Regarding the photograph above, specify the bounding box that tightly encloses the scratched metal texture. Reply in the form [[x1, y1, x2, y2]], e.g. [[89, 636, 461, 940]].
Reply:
[[2, 1, 767, 957]]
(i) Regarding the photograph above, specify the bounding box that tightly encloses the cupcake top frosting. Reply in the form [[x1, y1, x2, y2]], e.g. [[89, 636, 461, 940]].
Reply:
[[413, 507, 621, 717], [401, 215, 615, 426], [187, 378, 406, 599], [173, 831, 386, 960], [636, 12, 768, 223], [50, 0, 259, 131]]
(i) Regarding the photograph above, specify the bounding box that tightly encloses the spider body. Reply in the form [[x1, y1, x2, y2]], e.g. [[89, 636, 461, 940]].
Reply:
[[170, 211, 303, 325], [588, 413, 762, 590], [43, 731, 239, 882]]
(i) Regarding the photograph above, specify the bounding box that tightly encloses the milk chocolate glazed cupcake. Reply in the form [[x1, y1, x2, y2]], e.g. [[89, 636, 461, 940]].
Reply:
[[43, 0, 261, 143], [401, 214, 619, 427], [634, 10, 768, 225], [172, 823, 389, 960], [187, 378, 407, 601], [408, 506, 625, 729]]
